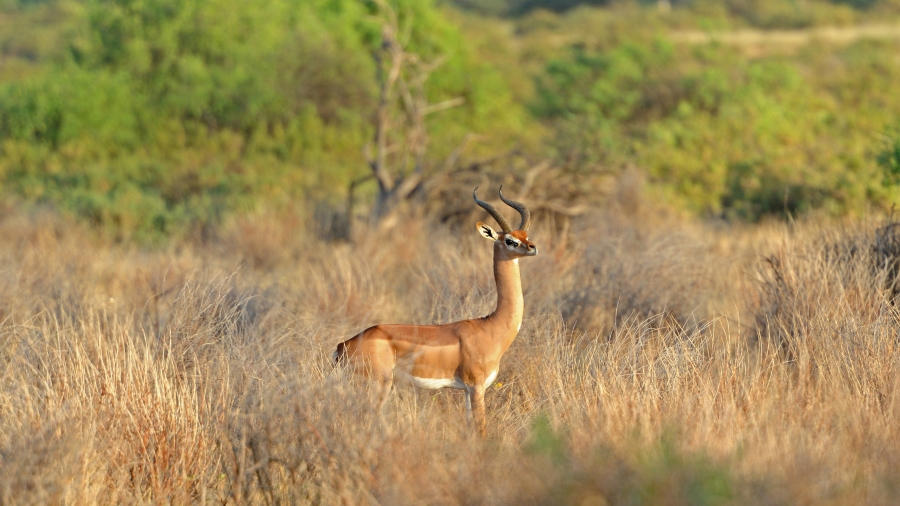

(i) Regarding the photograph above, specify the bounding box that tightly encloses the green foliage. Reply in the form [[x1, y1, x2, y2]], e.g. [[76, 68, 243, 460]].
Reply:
[[0, 65, 147, 150], [533, 40, 678, 169], [533, 34, 900, 219], [631, 431, 733, 506], [0, 0, 532, 239], [3, 0, 900, 236], [527, 416, 734, 505], [526, 413, 568, 466], [878, 129, 900, 186], [71, 0, 378, 131]]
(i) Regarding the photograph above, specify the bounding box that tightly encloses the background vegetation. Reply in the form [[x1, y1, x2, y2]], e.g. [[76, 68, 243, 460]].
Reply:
[[1, 0, 900, 237], [0, 0, 529, 240], [3, 0, 900, 503]]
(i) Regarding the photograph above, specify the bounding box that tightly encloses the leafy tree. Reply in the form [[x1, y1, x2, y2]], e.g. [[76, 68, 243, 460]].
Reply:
[[0, 0, 531, 239]]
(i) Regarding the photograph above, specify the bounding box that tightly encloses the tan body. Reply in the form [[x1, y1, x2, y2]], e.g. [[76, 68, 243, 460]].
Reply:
[[334, 188, 537, 437]]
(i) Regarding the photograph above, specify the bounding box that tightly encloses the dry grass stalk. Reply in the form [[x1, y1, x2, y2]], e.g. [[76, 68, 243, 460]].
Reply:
[[0, 209, 898, 504]]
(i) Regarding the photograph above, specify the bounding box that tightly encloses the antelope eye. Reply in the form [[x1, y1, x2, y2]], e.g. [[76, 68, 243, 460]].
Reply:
[[506, 239, 516, 246]]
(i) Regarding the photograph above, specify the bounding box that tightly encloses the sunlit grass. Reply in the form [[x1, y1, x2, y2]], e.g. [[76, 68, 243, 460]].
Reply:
[[0, 208, 898, 504]]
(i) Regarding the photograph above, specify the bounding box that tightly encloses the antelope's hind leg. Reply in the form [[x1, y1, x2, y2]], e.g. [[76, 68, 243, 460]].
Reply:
[[344, 334, 396, 408]]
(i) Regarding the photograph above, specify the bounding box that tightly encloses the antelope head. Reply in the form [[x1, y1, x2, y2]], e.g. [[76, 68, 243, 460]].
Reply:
[[473, 186, 538, 260]]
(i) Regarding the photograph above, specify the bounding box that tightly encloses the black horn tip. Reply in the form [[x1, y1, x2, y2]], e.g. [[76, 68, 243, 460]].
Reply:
[[473, 186, 479, 200]]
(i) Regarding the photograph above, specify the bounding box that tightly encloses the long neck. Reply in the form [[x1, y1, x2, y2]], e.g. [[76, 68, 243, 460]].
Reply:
[[486, 246, 523, 333]]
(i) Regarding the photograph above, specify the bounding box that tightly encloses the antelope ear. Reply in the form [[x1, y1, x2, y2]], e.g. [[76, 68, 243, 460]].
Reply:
[[476, 222, 499, 241]]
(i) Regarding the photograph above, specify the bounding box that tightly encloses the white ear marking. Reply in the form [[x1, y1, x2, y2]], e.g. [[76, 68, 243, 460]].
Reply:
[[476, 222, 499, 241]]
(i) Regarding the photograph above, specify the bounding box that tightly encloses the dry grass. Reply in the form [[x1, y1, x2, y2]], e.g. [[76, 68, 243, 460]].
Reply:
[[1, 207, 899, 505]]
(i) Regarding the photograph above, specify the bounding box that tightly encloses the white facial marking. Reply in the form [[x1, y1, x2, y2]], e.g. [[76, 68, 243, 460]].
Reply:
[[484, 370, 499, 388]]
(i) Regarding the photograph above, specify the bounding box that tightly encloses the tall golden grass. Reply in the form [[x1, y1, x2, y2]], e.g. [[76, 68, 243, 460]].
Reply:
[[1, 206, 899, 504]]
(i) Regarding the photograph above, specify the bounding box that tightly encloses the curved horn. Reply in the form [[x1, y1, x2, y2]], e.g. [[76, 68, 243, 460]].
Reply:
[[473, 186, 512, 233], [499, 186, 532, 231]]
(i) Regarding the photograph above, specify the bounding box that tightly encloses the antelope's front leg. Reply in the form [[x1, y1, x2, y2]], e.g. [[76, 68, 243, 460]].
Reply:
[[469, 383, 487, 438], [464, 386, 474, 424]]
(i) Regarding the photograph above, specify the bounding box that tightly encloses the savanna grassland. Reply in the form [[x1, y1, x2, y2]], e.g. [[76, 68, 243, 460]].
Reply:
[[2, 200, 900, 504], [3, 0, 900, 503]]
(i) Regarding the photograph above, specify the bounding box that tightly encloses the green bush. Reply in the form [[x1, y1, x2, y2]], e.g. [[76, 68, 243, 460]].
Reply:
[[4, 0, 900, 236], [533, 36, 900, 219], [0, 0, 533, 239], [878, 128, 900, 186], [527, 416, 734, 506]]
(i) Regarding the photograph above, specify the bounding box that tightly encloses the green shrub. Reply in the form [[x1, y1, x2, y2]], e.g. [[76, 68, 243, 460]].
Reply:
[[878, 128, 900, 186], [533, 36, 900, 219], [527, 416, 734, 506], [0, 0, 534, 239]]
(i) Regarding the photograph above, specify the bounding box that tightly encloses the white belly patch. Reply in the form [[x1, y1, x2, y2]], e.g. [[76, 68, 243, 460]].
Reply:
[[395, 369, 466, 390], [484, 370, 499, 388]]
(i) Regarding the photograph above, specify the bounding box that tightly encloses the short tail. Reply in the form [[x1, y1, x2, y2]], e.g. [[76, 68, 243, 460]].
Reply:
[[332, 341, 349, 366]]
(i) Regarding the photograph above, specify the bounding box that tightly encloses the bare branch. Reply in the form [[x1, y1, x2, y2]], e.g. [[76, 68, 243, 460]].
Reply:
[[441, 133, 481, 173], [368, 3, 404, 195], [422, 97, 465, 116], [361, 0, 470, 228], [520, 161, 551, 198]]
